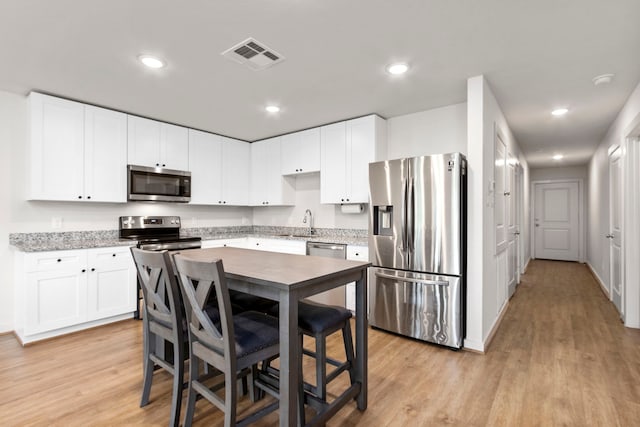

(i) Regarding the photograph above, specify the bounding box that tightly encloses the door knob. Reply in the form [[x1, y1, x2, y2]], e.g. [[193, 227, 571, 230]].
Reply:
[[605, 234, 613, 239]]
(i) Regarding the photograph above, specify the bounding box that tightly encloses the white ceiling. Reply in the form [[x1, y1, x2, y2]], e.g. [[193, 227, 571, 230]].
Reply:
[[1, 0, 638, 168]]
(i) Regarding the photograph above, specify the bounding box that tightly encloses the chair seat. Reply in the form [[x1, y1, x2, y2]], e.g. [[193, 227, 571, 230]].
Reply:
[[298, 300, 352, 334], [268, 300, 352, 334], [233, 311, 280, 357]]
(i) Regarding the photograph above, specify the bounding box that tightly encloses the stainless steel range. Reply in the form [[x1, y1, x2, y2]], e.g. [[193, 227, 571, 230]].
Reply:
[[119, 215, 202, 318]]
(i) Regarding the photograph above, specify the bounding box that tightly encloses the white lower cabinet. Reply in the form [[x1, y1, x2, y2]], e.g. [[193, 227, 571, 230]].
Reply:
[[346, 245, 368, 312], [246, 238, 306, 255], [202, 238, 248, 249], [15, 246, 136, 344]]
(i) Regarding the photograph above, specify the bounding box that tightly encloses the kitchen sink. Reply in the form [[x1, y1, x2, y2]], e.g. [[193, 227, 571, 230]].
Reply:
[[275, 233, 312, 238]]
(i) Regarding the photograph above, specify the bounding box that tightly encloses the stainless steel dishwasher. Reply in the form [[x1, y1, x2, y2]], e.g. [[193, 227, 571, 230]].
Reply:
[[306, 241, 347, 307]]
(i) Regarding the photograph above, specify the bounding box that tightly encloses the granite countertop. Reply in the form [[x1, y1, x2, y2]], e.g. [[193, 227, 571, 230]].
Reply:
[[10, 226, 368, 252]]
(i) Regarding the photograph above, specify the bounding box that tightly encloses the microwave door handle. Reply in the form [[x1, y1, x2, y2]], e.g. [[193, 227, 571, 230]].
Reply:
[[374, 271, 449, 287]]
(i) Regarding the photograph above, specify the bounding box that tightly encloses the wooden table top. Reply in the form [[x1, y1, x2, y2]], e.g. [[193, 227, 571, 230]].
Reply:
[[176, 247, 371, 290]]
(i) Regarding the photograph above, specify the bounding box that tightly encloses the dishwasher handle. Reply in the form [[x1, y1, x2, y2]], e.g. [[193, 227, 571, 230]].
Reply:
[[307, 242, 346, 251]]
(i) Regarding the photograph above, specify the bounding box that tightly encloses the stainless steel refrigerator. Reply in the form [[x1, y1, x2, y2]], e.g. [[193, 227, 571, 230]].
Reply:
[[368, 153, 466, 349]]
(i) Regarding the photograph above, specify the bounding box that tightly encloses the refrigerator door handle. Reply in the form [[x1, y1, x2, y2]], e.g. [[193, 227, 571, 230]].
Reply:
[[400, 178, 409, 252], [407, 177, 415, 253], [374, 271, 450, 287]]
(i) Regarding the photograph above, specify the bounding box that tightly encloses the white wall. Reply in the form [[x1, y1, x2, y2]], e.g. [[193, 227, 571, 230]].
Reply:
[[530, 165, 588, 181], [386, 103, 467, 159], [466, 75, 530, 352], [0, 91, 22, 332], [252, 173, 368, 229], [588, 80, 640, 327]]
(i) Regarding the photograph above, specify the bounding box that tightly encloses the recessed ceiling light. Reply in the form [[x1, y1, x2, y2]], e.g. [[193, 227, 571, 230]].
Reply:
[[593, 74, 614, 86], [552, 154, 564, 160], [265, 105, 280, 113], [551, 108, 569, 116], [138, 55, 165, 69], [386, 63, 409, 75]]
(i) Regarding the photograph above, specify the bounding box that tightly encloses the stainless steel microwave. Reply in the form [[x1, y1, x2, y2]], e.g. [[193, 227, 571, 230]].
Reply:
[[127, 165, 191, 203]]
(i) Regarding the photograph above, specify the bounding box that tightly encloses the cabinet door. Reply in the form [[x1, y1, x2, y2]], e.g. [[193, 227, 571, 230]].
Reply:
[[29, 93, 85, 201], [188, 129, 222, 205], [347, 116, 376, 203], [25, 269, 87, 334], [346, 246, 368, 312], [127, 115, 161, 167], [160, 123, 189, 170], [221, 137, 250, 205], [250, 139, 270, 205], [84, 106, 128, 202], [86, 248, 136, 321], [320, 121, 347, 203], [281, 128, 321, 175]]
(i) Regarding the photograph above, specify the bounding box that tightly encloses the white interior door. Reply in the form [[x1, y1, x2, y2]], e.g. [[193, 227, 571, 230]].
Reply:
[[609, 147, 623, 317], [534, 182, 580, 261], [494, 134, 507, 254], [506, 153, 518, 297]]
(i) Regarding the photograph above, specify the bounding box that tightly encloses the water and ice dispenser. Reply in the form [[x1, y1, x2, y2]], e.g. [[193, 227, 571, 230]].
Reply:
[[372, 205, 393, 236]]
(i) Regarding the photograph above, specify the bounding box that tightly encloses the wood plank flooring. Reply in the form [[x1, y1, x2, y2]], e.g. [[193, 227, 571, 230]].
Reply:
[[2, 259, 639, 426]]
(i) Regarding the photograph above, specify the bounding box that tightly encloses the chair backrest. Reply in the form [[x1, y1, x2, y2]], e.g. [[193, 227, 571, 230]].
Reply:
[[173, 255, 236, 364], [130, 248, 184, 340]]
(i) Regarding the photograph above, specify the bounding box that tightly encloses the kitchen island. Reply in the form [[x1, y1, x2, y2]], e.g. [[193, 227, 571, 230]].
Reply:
[[176, 246, 370, 427]]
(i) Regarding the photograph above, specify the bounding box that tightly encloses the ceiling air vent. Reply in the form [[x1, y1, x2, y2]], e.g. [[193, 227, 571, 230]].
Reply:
[[221, 38, 285, 70]]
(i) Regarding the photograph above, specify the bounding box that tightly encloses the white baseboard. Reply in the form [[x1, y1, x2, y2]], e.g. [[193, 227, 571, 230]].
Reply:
[[462, 338, 484, 353], [0, 323, 13, 334], [522, 257, 531, 273], [463, 299, 510, 354], [586, 262, 609, 298]]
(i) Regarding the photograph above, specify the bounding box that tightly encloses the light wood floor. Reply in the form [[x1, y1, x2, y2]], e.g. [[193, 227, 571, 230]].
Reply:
[[2, 259, 640, 426]]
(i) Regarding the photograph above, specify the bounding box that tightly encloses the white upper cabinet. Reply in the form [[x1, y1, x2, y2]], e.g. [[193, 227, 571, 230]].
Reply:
[[281, 128, 321, 175], [188, 129, 222, 205], [250, 137, 295, 206], [321, 115, 386, 204], [221, 136, 250, 205], [188, 130, 250, 205], [127, 115, 189, 170], [84, 105, 128, 202], [28, 92, 127, 202]]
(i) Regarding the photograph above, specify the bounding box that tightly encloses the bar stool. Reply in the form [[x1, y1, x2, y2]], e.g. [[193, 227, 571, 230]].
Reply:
[[265, 299, 355, 419], [296, 300, 355, 402]]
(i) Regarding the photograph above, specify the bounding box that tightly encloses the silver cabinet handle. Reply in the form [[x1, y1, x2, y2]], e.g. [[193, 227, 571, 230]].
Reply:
[[606, 234, 614, 239], [375, 271, 449, 286]]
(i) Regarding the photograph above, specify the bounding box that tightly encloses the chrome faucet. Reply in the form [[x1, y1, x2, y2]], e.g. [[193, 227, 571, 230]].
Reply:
[[303, 209, 314, 235]]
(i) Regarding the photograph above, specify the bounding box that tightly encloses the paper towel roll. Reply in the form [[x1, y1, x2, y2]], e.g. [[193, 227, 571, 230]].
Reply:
[[340, 203, 364, 214]]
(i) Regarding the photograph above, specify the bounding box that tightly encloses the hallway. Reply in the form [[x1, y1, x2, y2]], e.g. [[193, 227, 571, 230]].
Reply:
[[488, 259, 640, 425], [1, 260, 639, 426]]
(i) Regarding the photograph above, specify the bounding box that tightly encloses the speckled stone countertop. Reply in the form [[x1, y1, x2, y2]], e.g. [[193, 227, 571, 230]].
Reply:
[[10, 226, 368, 252], [9, 230, 136, 252]]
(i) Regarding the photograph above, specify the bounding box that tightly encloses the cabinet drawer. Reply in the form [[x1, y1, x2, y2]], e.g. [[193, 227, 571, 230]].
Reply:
[[347, 246, 368, 261], [87, 247, 132, 267], [25, 250, 84, 272]]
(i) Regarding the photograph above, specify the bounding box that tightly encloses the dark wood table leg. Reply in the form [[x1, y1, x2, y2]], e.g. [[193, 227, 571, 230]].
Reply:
[[355, 270, 368, 410], [279, 289, 300, 427]]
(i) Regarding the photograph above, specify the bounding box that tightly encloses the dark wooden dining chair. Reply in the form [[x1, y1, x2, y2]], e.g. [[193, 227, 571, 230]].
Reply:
[[173, 254, 281, 427], [130, 248, 185, 427]]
